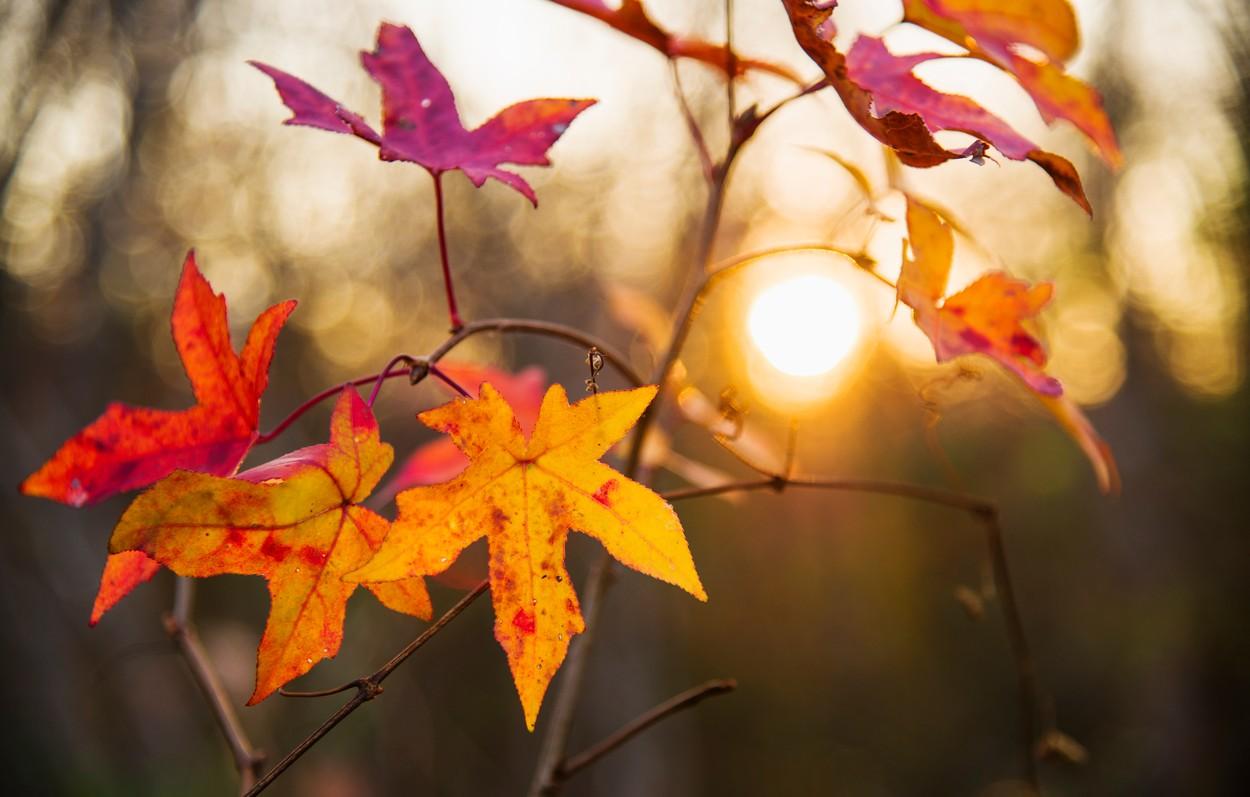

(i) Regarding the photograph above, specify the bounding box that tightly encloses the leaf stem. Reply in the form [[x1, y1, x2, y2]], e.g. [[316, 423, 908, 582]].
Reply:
[[432, 170, 464, 332], [255, 369, 411, 444], [165, 578, 265, 795], [366, 355, 417, 407], [245, 580, 489, 796]]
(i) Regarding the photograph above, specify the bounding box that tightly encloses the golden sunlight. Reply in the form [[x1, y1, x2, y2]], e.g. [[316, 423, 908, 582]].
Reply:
[[747, 274, 861, 377]]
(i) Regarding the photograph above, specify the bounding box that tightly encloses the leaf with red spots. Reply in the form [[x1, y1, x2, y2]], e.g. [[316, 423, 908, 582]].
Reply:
[[900, 197, 1059, 394], [900, 197, 1117, 492], [901, 0, 1121, 167], [375, 363, 547, 506], [546, 0, 799, 82], [108, 388, 432, 703], [20, 250, 296, 623], [251, 23, 595, 205], [347, 383, 705, 729], [779, 0, 1091, 214]]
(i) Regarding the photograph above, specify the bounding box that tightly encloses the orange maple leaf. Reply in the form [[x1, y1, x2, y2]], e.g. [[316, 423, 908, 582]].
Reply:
[[900, 197, 1119, 492], [109, 388, 432, 703], [20, 250, 296, 625], [348, 383, 706, 729]]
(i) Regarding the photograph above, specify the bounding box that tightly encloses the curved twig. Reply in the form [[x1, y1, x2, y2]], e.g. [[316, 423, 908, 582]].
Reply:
[[551, 678, 737, 786], [423, 318, 643, 388], [245, 580, 489, 796], [165, 578, 265, 794], [256, 317, 643, 447], [661, 475, 1042, 791]]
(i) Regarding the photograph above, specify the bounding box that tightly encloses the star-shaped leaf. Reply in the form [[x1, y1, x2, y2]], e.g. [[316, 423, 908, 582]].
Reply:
[[779, 0, 1091, 214], [109, 388, 432, 703], [251, 23, 596, 205], [20, 251, 296, 624], [348, 383, 705, 729], [900, 197, 1117, 492], [375, 362, 548, 505]]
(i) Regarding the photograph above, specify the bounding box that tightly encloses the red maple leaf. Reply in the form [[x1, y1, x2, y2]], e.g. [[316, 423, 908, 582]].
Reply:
[[901, 0, 1121, 168], [21, 250, 296, 623], [780, 0, 1090, 214], [251, 23, 596, 205]]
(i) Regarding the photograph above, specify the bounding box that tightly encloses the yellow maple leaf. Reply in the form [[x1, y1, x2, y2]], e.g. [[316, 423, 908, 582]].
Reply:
[[109, 388, 432, 703], [348, 382, 706, 729]]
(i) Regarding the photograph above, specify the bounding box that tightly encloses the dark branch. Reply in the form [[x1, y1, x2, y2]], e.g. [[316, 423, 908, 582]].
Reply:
[[245, 580, 489, 796], [548, 679, 737, 789], [165, 578, 265, 794], [256, 316, 643, 447], [660, 474, 1042, 792]]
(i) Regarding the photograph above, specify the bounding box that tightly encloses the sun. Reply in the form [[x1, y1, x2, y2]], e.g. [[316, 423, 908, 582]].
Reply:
[[747, 274, 862, 377]]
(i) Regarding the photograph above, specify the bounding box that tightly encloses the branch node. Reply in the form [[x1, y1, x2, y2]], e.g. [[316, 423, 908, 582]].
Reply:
[[359, 679, 384, 701], [408, 358, 431, 385], [162, 611, 183, 639]]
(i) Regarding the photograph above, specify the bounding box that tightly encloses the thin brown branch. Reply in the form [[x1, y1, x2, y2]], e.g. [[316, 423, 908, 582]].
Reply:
[[424, 317, 644, 388], [550, 678, 737, 787], [708, 243, 896, 289], [981, 511, 1042, 790], [751, 77, 829, 129], [670, 61, 715, 183], [165, 578, 265, 794], [725, 0, 737, 125], [661, 475, 992, 514], [366, 355, 418, 407], [256, 368, 411, 444], [530, 68, 751, 796], [245, 580, 489, 796], [660, 474, 1043, 792], [258, 317, 642, 447]]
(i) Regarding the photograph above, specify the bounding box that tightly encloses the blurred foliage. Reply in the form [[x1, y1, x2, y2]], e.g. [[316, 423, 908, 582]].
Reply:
[[2, 0, 1248, 795]]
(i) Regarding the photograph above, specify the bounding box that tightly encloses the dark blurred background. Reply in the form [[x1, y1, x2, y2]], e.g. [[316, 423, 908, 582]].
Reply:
[[2, 0, 1247, 794]]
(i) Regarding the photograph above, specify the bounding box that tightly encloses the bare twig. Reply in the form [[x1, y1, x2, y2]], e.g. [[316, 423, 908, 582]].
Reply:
[[661, 474, 1043, 792], [550, 679, 737, 787], [256, 367, 411, 444], [661, 475, 990, 514], [530, 62, 754, 796], [256, 317, 643, 447], [981, 510, 1042, 790], [245, 580, 489, 796], [366, 355, 418, 407], [670, 62, 715, 183], [708, 242, 896, 289], [164, 578, 265, 794], [424, 318, 644, 388], [725, 0, 737, 125]]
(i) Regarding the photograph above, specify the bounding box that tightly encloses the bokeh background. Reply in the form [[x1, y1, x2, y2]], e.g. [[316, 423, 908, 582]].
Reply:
[[2, 0, 1247, 794]]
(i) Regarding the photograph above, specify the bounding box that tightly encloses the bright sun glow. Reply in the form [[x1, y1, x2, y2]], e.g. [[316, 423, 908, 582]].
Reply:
[[748, 275, 861, 377]]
